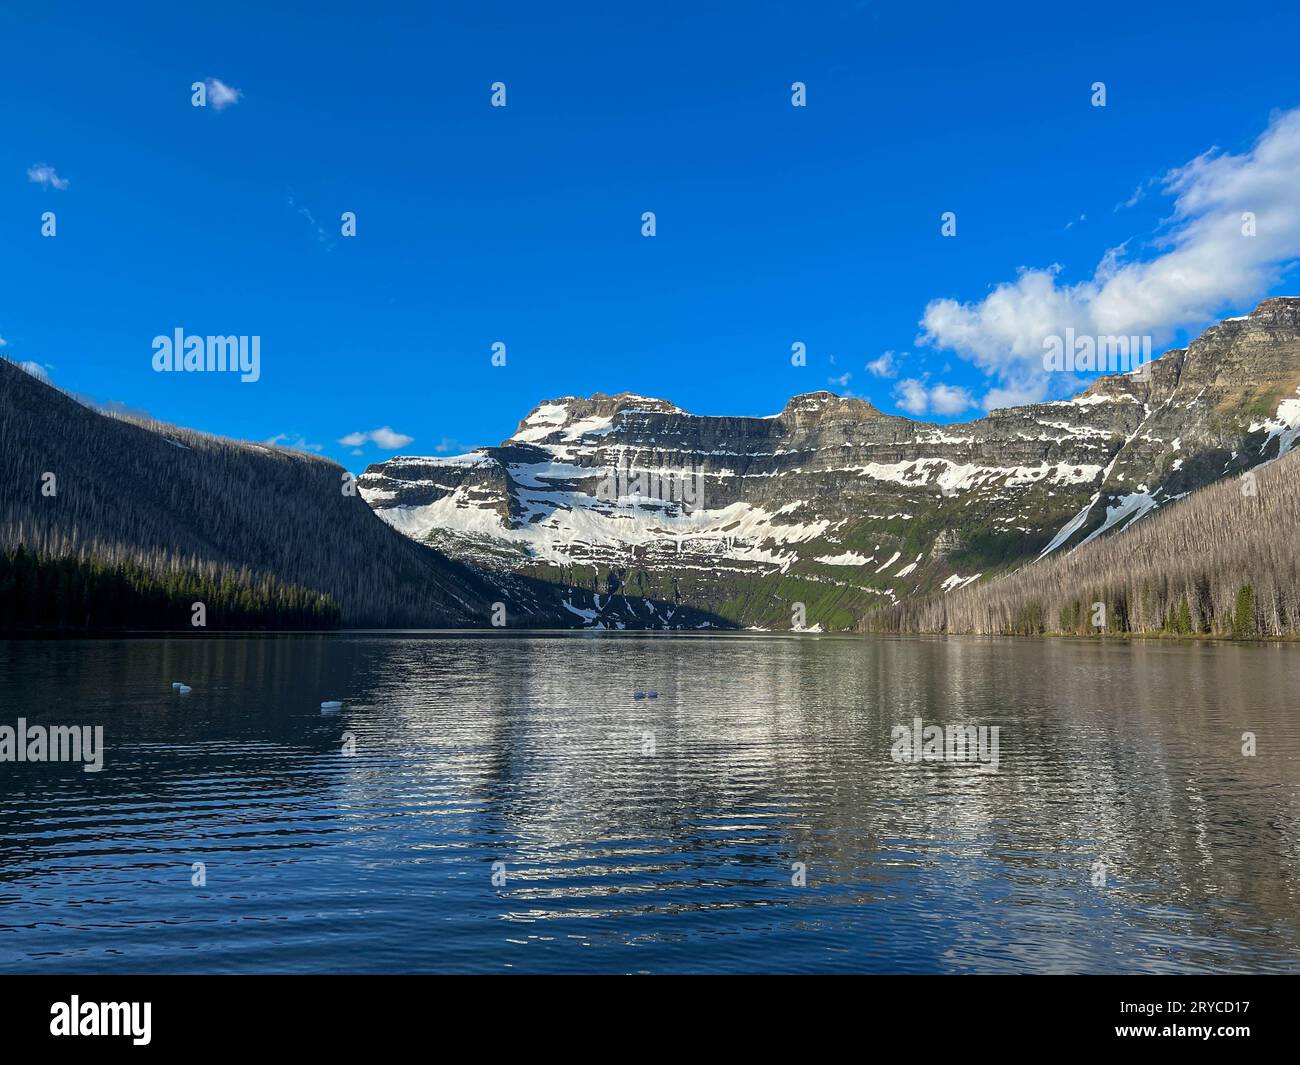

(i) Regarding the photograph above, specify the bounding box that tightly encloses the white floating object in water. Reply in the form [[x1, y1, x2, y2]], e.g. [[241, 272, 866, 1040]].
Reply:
[[320, 700, 343, 711], [177, 685, 192, 694], [172, 682, 183, 689]]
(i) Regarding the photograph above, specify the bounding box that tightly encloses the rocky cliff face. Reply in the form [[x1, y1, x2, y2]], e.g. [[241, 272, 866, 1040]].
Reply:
[[360, 299, 1300, 630]]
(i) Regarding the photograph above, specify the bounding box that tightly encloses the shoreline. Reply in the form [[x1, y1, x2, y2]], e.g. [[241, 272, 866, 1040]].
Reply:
[[3, 627, 1298, 645]]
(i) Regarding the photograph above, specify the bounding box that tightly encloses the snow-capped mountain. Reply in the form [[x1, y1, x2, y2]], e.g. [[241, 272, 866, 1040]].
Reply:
[[360, 298, 1300, 630]]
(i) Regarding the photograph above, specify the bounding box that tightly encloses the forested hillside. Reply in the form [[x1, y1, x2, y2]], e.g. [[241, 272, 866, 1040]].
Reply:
[[0, 359, 503, 627], [864, 448, 1300, 638], [0, 547, 340, 631]]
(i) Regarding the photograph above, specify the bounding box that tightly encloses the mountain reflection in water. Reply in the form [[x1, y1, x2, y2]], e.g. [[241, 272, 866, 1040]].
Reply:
[[0, 633, 1296, 974]]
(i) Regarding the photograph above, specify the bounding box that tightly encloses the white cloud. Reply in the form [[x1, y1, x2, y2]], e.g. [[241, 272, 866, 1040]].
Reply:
[[893, 378, 929, 415], [892, 376, 975, 417], [206, 78, 242, 111], [1116, 178, 1155, 211], [828, 372, 852, 388], [288, 193, 331, 247], [17, 360, 50, 383], [929, 383, 976, 415], [866, 351, 898, 378], [370, 426, 414, 449], [0, 336, 7, 347], [431, 436, 470, 454], [27, 164, 69, 190], [919, 107, 1300, 409], [266, 432, 323, 453], [339, 426, 414, 450], [982, 382, 1052, 411]]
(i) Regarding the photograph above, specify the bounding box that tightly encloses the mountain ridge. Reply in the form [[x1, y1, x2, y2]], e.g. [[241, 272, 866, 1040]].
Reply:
[[360, 298, 1300, 630]]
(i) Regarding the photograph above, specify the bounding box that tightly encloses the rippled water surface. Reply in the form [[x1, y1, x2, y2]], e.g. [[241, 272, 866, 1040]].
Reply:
[[1, 633, 1297, 973]]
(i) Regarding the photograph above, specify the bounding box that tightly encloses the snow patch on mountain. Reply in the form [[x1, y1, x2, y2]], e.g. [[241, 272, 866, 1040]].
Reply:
[[815, 551, 874, 566], [372, 481, 831, 570], [874, 550, 902, 573], [841, 458, 1103, 491], [1250, 388, 1300, 458], [893, 553, 923, 577], [1076, 491, 1160, 548]]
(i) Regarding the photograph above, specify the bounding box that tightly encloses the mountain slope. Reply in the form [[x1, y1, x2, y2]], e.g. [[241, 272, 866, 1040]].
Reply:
[[0, 359, 502, 627], [360, 299, 1300, 630], [864, 446, 1300, 637], [1031, 296, 1300, 557]]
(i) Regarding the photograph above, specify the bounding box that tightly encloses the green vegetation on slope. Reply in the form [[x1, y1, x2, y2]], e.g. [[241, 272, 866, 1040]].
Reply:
[[0, 546, 340, 632]]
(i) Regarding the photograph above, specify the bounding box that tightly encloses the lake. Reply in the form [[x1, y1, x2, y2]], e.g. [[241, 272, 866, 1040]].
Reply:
[[0, 633, 1297, 974]]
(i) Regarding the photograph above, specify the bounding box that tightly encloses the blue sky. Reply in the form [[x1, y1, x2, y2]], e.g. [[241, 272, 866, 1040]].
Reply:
[[4, 0, 1300, 469]]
